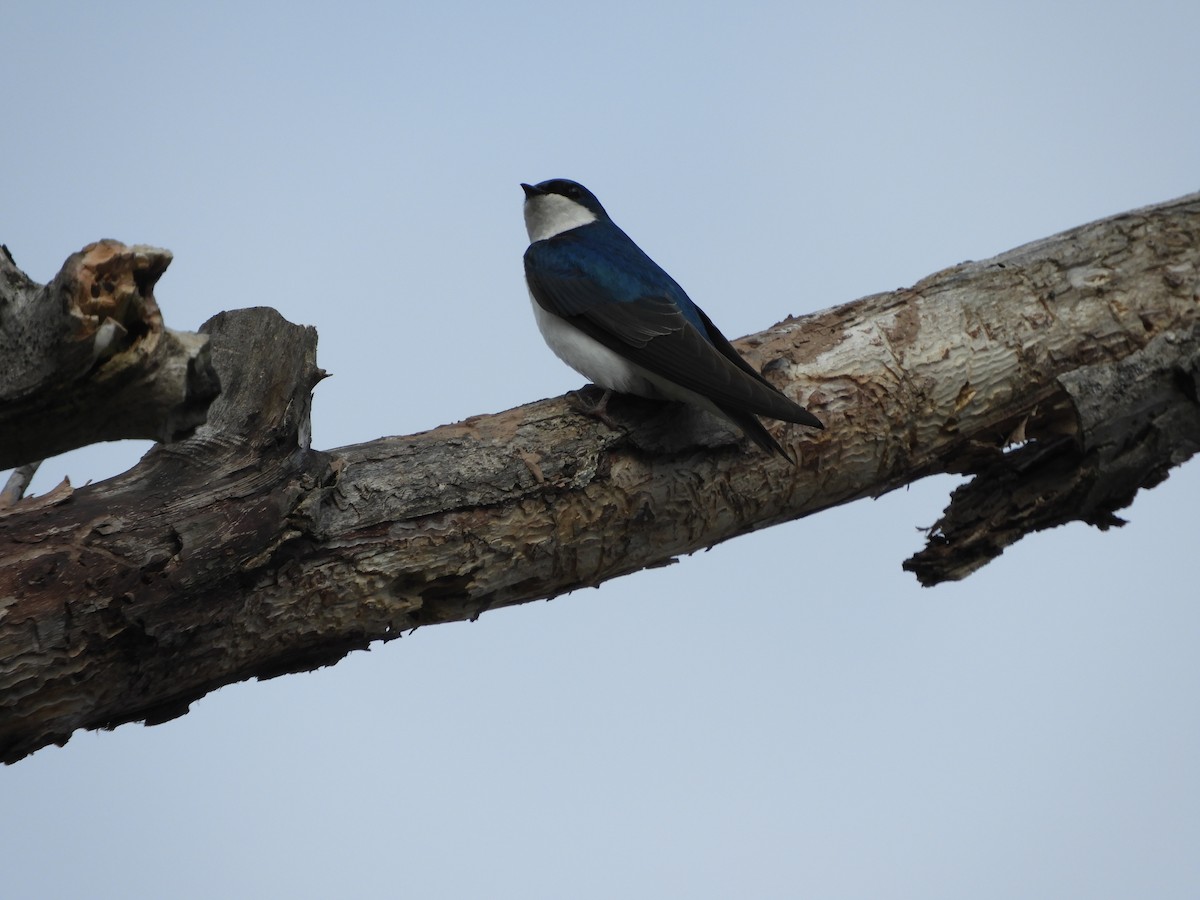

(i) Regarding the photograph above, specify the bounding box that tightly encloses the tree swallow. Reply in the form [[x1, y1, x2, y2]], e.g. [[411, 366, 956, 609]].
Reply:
[[521, 178, 823, 460]]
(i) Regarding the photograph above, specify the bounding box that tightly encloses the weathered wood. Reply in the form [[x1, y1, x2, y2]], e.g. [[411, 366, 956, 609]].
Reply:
[[0, 241, 220, 468], [1, 194, 1198, 763], [905, 325, 1200, 583], [0, 461, 41, 507]]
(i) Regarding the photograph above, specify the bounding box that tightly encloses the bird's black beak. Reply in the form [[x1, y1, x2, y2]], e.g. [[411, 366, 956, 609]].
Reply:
[[520, 183, 545, 199]]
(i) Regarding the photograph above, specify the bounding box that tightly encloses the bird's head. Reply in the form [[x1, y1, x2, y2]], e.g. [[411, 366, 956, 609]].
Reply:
[[521, 179, 610, 242]]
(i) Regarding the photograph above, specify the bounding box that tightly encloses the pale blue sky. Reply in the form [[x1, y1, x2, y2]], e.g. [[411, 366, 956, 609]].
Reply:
[[4, 2, 1199, 898]]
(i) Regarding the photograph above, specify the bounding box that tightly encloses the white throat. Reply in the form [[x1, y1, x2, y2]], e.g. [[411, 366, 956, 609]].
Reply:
[[524, 194, 598, 242]]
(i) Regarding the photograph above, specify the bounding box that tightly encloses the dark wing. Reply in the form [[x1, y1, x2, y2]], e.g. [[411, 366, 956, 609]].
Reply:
[[524, 234, 823, 429], [692, 304, 823, 430]]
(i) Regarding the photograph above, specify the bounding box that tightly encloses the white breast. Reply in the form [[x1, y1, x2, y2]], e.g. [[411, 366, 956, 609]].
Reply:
[[530, 297, 648, 393], [529, 294, 725, 419]]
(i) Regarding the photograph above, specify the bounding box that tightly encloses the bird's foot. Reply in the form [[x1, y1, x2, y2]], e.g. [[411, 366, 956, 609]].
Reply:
[[567, 386, 623, 431]]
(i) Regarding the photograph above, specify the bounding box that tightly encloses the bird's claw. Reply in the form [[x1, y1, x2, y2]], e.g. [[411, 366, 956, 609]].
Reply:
[[567, 386, 623, 431]]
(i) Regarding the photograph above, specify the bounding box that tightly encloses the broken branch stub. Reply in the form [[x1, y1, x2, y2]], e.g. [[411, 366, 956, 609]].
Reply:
[[0, 241, 220, 468]]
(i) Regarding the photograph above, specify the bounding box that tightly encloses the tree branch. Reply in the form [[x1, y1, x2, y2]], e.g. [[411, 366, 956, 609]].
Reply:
[[1, 194, 1198, 763]]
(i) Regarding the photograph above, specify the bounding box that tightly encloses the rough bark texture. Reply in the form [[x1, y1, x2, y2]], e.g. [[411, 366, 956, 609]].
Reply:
[[0, 241, 220, 469], [1, 194, 1198, 763]]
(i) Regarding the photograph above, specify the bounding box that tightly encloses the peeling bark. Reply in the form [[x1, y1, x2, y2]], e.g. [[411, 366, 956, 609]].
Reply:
[[1, 194, 1198, 763], [904, 325, 1200, 583], [0, 241, 220, 468]]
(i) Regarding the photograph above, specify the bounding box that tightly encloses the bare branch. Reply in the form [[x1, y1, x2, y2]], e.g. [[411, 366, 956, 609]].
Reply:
[[0, 194, 1197, 763]]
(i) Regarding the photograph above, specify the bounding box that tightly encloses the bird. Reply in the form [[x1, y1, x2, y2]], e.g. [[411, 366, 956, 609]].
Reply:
[[521, 178, 823, 461]]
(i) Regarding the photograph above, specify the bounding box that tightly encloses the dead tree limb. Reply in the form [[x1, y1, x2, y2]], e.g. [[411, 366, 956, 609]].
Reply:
[[1, 194, 1198, 763], [0, 241, 220, 469]]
